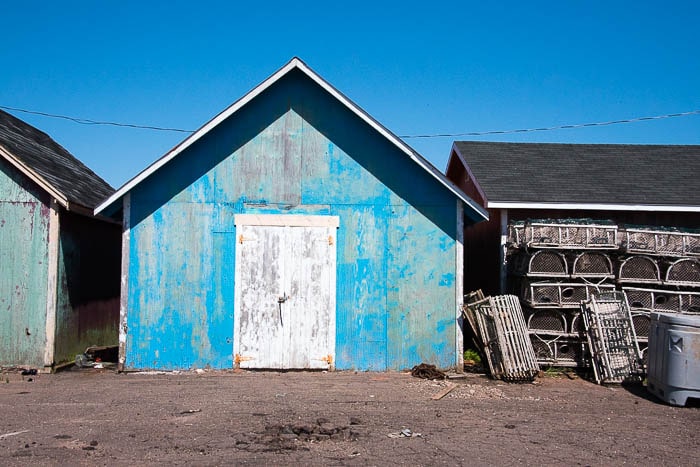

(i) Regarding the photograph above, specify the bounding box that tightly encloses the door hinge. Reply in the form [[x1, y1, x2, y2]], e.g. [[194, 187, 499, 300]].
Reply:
[[234, 353, 254, 368], [314, 354, 333, 365], [328, 235, 334, 246]]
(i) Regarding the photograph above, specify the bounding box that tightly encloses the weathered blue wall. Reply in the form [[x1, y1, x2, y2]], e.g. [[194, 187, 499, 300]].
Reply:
[[126, 70, 461, 370], [54, 211, 121, 365], [0, 158, 50, 367]]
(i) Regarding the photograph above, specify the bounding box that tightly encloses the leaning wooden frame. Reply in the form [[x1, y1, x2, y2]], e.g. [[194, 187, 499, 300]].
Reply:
[[581, 291, 644, 384], [463, 291, 539, 382]]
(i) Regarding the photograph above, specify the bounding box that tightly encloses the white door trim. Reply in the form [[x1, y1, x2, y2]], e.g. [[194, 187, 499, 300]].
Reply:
[[234, 213, 339, 228]]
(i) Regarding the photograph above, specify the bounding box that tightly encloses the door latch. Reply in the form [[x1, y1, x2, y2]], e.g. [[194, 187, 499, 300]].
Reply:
[[278, 293, 289, 303]]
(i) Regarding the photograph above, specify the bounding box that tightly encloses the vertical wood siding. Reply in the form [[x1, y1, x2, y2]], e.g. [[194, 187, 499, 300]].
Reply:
[[0, 158, 50, 367], [125, 71, 461, 370], [53, 211, 120, 365]]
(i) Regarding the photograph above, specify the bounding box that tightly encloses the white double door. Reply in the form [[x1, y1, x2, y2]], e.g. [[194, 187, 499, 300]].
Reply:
[[233, 215, 337, 369]]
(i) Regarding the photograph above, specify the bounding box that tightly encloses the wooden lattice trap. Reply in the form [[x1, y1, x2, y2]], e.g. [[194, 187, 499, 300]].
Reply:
[[620, 228, 700, 257], [623, 287, 700, 314], [571, 252, 614, 279], [664, 258, 700, 287], [522, 281, 616, 308], [618, 256, 661, 284]]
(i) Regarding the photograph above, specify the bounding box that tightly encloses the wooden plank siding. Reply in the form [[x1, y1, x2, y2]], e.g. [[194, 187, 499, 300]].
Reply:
[[53, 210, 121, 365], [0, 157, 51, 367], [1, 153, 121, 369], [123, 70, 464, 371]]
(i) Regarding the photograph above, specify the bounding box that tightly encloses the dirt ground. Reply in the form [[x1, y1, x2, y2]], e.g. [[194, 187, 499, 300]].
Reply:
[[0, 368, 698, 466]]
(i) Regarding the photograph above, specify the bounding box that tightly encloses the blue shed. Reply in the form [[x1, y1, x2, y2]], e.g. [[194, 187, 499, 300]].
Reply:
[[0, 109, 121, 370], [96, 58, 488, 371]]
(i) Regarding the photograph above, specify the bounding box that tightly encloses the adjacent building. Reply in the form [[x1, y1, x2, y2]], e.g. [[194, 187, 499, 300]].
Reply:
[[0, 109, 121, 370]]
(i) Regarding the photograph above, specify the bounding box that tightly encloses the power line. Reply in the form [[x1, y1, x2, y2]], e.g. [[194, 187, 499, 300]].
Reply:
[[1, 103, 698, 138], [0, 105, 195, 133], [400, 109, 700, 138]]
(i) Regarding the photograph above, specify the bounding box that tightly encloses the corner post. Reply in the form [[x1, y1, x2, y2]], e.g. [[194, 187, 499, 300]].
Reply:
[[118, 193, 131, 372]]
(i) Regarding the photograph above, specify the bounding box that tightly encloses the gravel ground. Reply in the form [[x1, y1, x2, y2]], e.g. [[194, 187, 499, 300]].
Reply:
[[0, 368, 698, 466]]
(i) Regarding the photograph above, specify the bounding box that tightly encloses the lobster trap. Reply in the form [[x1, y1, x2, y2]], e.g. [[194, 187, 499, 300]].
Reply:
[[620, 228, 700, 257], [570, 312, 586, 335], [631, 311, 651, 341], [522, 281, 616, 308], [665, 258, 700, 287], [581, 292, 644, 384], [526, 308, 567, 334], [529, 334, 588, 367], [511, 250, 569, 278], [520, 220, 618, 250], [623, 287, 700, 313], [571, 252, 614, 279], [463, 293, 539, 382], [618, 256, 661, 284]]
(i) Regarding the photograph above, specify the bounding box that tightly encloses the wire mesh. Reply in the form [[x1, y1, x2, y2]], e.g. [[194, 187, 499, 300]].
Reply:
[[623, 287, 700, 313], [530, 335, 555, 362], [529, 334, 587, 367], [526, 309, 567, 333], [570, 312, 586, 335], [621, 228, 700, 257], [618, 256, 661, 284], [524, 221, 618, 249], [581, 292, 644, 384], [665, 258, 700, 287], [631, 312, 651, 339], [571, 252, 614, 278], [522, 281, 616, 308], [527, 251, 568, 277]]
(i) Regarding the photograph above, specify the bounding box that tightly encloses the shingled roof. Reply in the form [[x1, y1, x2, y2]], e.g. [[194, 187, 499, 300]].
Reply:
[[452, 141, 700, 210], [0, 109, 114, 211]]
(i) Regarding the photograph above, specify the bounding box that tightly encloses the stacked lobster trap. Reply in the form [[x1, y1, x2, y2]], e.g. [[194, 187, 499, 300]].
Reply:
[[618, 227, 700, 367], [507, 220, 700, 369]]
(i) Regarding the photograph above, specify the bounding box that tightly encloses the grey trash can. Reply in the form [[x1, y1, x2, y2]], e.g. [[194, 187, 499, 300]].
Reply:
[[647, 312, 700, 406]]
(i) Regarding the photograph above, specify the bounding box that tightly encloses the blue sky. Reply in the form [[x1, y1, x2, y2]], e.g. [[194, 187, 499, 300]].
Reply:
[[2, 1, 698, 188]]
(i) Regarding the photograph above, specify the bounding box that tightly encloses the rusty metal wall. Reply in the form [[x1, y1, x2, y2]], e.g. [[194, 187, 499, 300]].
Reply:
[[0, 158, 50, 367], [124, 71, 463, 371]]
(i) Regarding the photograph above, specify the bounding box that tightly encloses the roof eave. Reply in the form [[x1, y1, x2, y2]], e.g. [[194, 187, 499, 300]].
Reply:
[[487, 201, 700, 212], [0, 145, 69, 209]]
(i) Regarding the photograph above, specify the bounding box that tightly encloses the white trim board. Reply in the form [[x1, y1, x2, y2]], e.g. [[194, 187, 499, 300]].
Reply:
[[43, 200, 60, 367], [234, 214, 339, 228], [487, 202, 700, 212], [95, 58, 487, 222], [0, 145, 69, 208]]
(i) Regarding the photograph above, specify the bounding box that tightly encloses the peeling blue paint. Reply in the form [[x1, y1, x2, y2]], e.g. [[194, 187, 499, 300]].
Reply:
[[123, 70, 468, 371]]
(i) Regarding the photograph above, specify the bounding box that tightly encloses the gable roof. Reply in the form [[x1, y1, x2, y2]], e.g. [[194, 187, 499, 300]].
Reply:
[[451, 141, 700, 212], [95, 58, 487, 221], [0, 109, 114, 211]]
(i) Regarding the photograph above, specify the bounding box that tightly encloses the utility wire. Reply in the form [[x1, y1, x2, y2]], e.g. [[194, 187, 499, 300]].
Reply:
[[0, 104, 195, 133], [400, 109, 700, 138], [1, 103, 698, 138]]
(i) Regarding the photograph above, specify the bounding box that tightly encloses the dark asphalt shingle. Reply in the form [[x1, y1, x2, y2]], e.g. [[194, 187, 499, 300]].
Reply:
[[454, 141, 700, 206], [0, 109, 113, 209]]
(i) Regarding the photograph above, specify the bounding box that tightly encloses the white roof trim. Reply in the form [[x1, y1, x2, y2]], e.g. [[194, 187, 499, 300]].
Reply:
[[95, 58, 487, 221], [0, 144, 69, 208], [487, 201, 700, 212]]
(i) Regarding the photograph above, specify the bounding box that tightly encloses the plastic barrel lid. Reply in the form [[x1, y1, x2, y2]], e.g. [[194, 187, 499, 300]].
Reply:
[[651, 311, 700, 327]]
